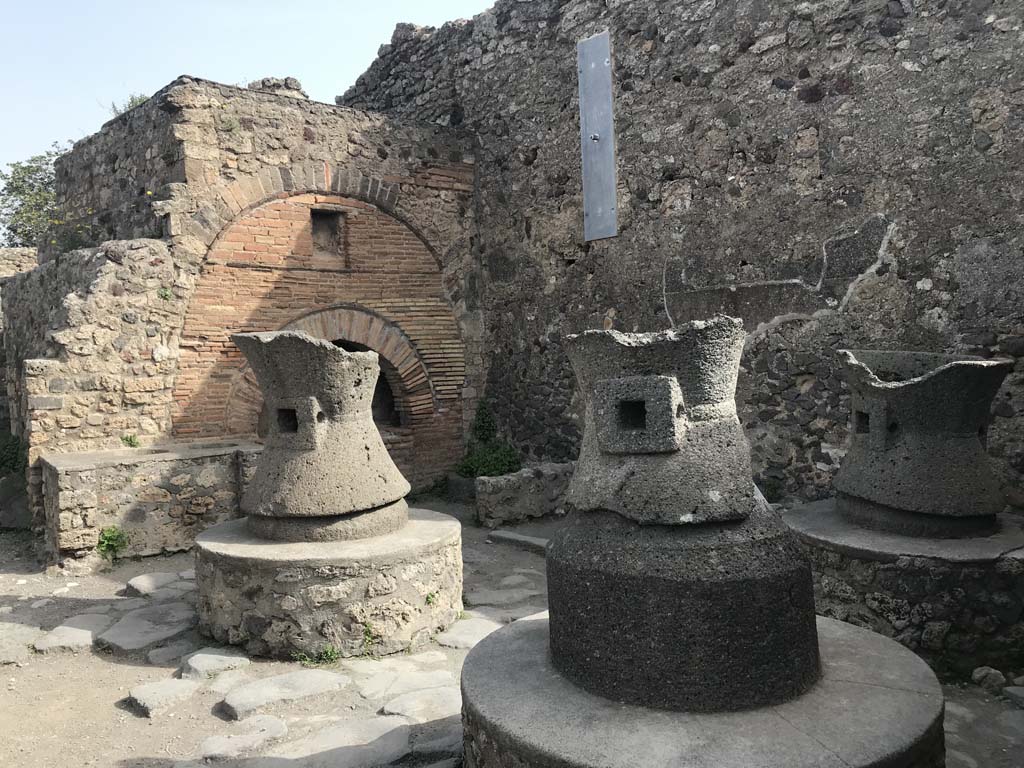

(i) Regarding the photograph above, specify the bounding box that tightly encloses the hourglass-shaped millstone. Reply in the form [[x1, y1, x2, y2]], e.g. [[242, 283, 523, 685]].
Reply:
[[834, 349, 1013, 538], [546, 316, 821, 712], [231, 331, 411, 542]]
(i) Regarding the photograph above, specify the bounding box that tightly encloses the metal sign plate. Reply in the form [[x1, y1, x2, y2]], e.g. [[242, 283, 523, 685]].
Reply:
[[578, 30, 618, 242]]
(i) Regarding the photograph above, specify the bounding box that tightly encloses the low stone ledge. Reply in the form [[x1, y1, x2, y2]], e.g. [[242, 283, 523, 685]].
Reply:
[[475, 463, 574, 529]]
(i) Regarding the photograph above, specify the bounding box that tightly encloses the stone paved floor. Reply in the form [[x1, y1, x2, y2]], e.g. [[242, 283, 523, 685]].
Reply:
[[0, 499, 1021, 767]]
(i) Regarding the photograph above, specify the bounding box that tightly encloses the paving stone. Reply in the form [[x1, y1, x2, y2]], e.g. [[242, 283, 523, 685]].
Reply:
[[126, 572, 181, 596], [111, 598, 148, 612], [436, 617, 502, 649], [1004, 687, 1024, 709], [30, 598, 53, 609], [33, 613, 113, 653], [147, 638, 201, 666], [382, 685, 462, 723], [341, 652, 445, 681], [97, 601, 196, 652], [222, 670, 350, 720], [167, 580, 195, 592], [0, 622, 42, 664], [208, 668, 255, 695], [354, 667, 454, 700], [463, 585, 545, 607], [198, 714, 287, 760], [488, 529, 549, 555], [148, 586, 192, 602], [468, 603, 548, 623], [128, 678, 201, 717], [181, 646, 250, 679], [262, 715, 411, 767], [178, 569, 196, 580], [499, 574, 532, 587]]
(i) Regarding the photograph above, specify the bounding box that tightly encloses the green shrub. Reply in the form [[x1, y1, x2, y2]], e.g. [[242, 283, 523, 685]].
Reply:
[[0, 431, 27, 477], [293, 645, 340, 667], [456, 401, 521, 478], [470, 401, 498, 444], [456, 439, 521, 478], [97, 526, 128, 560], [120, 434, 140, 448]]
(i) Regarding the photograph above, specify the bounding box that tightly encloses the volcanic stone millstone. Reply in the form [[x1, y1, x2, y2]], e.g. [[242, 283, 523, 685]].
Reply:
[[834, 349, 1012, 527], [547, 505, 821, 712]]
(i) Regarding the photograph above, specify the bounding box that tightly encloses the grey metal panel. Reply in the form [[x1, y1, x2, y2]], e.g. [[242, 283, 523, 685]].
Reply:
[[578, 30, 618, 242]]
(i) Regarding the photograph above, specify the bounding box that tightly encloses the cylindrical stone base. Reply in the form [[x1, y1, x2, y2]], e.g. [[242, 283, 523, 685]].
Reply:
[[547, 506, 820, 711], [786, 498, 1024, 676], [194, 508, 462, 658], [461, 614, 945, 768]]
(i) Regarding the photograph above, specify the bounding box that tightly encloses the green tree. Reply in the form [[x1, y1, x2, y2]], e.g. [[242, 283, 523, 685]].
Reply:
[[109, 93, 150, 117], [0, 144, 65, 248]]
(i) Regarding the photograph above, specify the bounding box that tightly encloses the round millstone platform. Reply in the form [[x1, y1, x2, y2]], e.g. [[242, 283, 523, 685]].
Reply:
[[461, 614, 945, 768], [786, 498, 1024, 675], [195, 508, 462, 659]]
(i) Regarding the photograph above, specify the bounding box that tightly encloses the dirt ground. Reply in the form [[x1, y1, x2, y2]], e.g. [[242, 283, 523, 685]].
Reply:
[[1, 501, 1021, 767]]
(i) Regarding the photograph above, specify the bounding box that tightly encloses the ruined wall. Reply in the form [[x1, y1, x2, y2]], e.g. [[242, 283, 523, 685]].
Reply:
[[0, 248, 40, 431], [40, 441, 260, 568], [342, 0, 1024, 505], [54, 97, 181, 244]]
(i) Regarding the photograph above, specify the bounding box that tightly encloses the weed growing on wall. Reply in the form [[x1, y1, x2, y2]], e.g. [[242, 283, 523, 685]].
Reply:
[[97, 526, 129, 560]]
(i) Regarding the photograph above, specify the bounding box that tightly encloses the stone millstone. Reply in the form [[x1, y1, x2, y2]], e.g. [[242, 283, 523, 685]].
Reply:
[[564, 318, 759, 525], [547, 505, 820, 712], [231, 331, 410, 533], [834, 349, 1012, 530]]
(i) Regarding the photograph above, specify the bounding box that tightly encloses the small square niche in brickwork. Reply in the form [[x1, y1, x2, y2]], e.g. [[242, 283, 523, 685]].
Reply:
[[311, 209, 345, 257], [593, 375, 683, 455]]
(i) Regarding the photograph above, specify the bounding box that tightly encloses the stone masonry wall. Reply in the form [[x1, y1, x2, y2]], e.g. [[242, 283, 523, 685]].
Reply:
[[475, 462, 574, 528], [802, 540, 1024, 677], [40, 441, 260, 568], [54, 97, 180, 245], [0, 248, 39, 432], [341, 0, 1024, 507], [50, 77, 480, 466]]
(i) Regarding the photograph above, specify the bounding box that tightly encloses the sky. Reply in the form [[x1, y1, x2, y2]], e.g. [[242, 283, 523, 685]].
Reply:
[[0, 0, 493, 173]]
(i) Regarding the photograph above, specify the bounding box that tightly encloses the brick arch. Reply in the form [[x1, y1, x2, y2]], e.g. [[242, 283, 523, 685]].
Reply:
[[222, 305, 439, 435], [181, 160, 446, 271], [171, 191, 467, 487]]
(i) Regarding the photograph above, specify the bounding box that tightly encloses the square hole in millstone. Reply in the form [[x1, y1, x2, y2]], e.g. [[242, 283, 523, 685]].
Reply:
[[854, 410, 870, 434], [618, 400, 647, 430], [277, 408, 299, 433]]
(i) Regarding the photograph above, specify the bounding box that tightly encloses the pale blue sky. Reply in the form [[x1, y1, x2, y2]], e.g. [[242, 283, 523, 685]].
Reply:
[[0, 0, 493, 172]]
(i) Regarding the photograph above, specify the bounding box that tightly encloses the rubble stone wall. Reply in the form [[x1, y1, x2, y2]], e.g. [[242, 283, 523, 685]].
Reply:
[[40, 441, 260, 567], [803, 542, 1024, 676], [49, 77, 480, 485], [0, 248, 39, 432], [475, 462, 574, 528], [341, 0, 1024, 506]]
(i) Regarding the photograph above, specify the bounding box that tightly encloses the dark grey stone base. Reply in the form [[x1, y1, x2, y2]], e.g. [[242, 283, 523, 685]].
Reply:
[[194, 509, 462, 658], [786, 498, 1024, 676], [462, 614, 945, 768], [547, 507, 820, 711], [837, 494, 998, 539]]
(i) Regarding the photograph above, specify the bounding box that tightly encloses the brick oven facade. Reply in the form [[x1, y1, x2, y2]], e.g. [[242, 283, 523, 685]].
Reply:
[[1, 77, 477, 565]]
